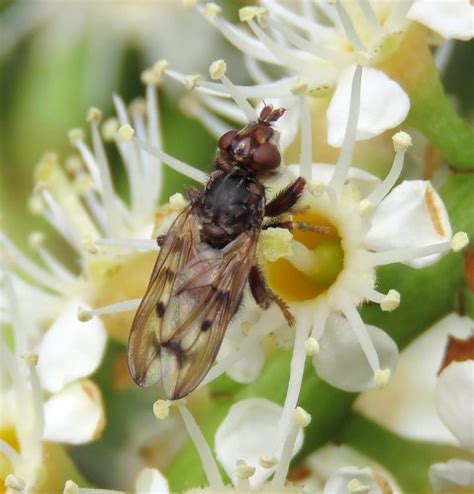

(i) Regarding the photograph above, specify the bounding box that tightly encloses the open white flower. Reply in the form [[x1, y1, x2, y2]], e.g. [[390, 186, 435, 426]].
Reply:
[[430, 340, 474, 493], [179, 0, 472, 152], [0, 255, 104, 492]]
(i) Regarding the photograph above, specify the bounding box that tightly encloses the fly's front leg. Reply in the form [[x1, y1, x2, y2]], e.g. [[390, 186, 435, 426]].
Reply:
[[249, 265, 295, 326], [265, 176, 306, 217], [263, 221, 329, 234]]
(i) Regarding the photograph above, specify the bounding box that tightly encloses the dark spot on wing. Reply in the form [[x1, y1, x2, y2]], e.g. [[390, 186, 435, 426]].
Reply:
[[201, 320, 212, 332], [155, 302, 166, 317], [164, 269, 175, 281]]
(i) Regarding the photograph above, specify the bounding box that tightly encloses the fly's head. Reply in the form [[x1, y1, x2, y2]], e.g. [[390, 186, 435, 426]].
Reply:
[[218, 105, 285, 173]]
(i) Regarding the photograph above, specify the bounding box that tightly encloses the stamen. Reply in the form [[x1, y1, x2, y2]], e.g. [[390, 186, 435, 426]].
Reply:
[[28, 232, 76, 282], [276, 313, 312, 457], [333, 0, 366, 52], [272, 407, 311, 488], [77, 298, 141, 322], [177, 404, 224, 490], [297, 92, 313, 181], [340, 295, 380, 372], [285, 240, 317, 274], [0, 440, 20, 468], [329, 64, 363, 193], [244, 56, 270, 84], [153, 399, 171, 420], [369, 241, 453, 266], [373, 368, 391, 388], [200, 94, 247, 124], [357, 0, 381, 32], [25, 355, 45, 442], [181, 97, 231, 139], [0, 249, 25, 355], [4, 474, 26, 491], [209, 60, 258, 121], [385, 0, 415, 32], [198, 4, 278, 64], [94, 238, 159, 251], [355, 282, 401, 312], [366, 131, 411, 205], [1, 234, 63, 293], [311, 305, 330, 340], [235, 460, 255, 490], [128, 134, 207, 184]]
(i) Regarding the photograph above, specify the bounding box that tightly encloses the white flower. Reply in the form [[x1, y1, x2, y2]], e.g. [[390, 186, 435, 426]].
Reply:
[[171, 0, 473, 151]]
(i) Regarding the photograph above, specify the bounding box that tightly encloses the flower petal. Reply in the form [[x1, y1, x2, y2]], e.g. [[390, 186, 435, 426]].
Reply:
[[436, 360, 474, 450], [36, 298, 107, 393], [408, 0, 474, 41], [430, 460, 474, 493], [287, 163, 380, 197], [214, 398, 303, 487], [355, 313, 472, 445], [135, 468, 169, 494], [313, 314, 398, 392], [366, 180, 452, 268], [43, 380, 105, 444], [217, 329, 265, 384], [322, 466, 382, 494], [327, 65, 409, 147]]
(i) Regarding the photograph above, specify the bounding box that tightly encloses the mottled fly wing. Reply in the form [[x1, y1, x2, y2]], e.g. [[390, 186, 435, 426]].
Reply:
[[159, 229, 259, 399], [127, 205, 201, 387]]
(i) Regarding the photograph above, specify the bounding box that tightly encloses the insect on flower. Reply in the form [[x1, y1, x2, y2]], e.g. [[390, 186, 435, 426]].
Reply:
[[128, 105, 324, 400]]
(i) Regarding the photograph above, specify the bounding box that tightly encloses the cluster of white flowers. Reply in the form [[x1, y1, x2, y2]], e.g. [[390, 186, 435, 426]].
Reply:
[[1, 0, 473, 493]]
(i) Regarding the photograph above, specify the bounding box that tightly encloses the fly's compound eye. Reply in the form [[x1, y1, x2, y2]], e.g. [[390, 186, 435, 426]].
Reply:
[[253, 142, 281, 170], [218, 130, 238, 151]]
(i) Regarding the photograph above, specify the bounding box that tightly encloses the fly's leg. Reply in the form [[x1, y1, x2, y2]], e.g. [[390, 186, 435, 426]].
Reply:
[[263, 221, 330, 234], [249, 265, 295, 327], [156, 235, 166, 247], [186, 186, 201, 203], [265, 176, 306, 217]]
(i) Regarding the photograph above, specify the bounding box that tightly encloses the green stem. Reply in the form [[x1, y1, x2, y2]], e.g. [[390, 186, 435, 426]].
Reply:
[[337, 413, 473, 494], [406, 69, 474, 172], [378, 26, 474, 171]]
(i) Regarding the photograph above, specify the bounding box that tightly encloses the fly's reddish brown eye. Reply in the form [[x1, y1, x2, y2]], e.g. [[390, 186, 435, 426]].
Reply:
[[218, 130, 238, 151], [253, 142, 281, 170]]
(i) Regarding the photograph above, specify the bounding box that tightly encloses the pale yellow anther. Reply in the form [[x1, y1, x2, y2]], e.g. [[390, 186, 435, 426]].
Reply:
[[28, 231, 45, 249], [258, 227, 292, 262], [451, 232, 469, 252], [347, 478, 370, 493], [204, 2, 222, 16], [5, 474, 26, 491], [82, 236, 98, 254], [87, 107, 102, 123], [102, 118, 119, 142], [68, 128, 85, 145], [169, 193, 187, 210], [239, 6, 268, 27], [259, 455, 279, 469], [63, 480, 79, 494], [373, 368, 391, 389], [118, 124, 135, 142], [74, 174, 94, 195], [185, 74, 201, 90], [28, 194, 46, 214], [141, 68, 157, 86], [130, 98, 147, 117], [291, 77, 308, 96], [355, 51, 371, 65], [153, 59, 169, 78], [380, 289, 400, 311], [293, 406, 311, 428], [392, 131, 412, 153], [153, 399, 171, 420], [209, 59, 227, 80], [77, 306, 92, 322], [304, 337, 320, 357], [65, 155, 83, 173], [21, 352, 39, 368], [234, 460, 256, 480]]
